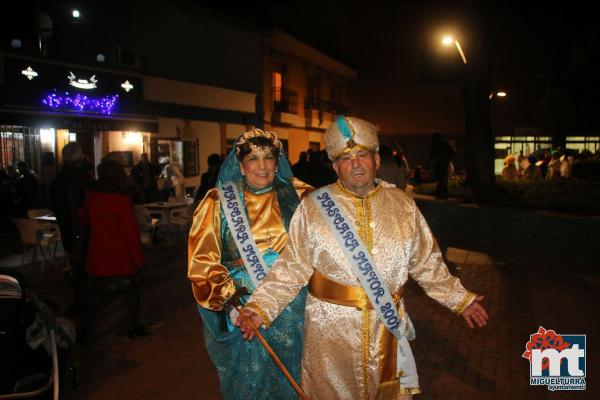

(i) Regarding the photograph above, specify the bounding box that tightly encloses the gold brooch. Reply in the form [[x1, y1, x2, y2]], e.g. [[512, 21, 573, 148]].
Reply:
[[346, 139, 356, 148]]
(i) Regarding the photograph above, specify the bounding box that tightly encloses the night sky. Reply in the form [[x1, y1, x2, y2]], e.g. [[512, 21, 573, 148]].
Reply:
[[3, 1, 599, 136], [205, 1, 600, 136]]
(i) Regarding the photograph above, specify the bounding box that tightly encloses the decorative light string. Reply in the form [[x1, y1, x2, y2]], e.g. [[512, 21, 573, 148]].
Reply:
[[41, 90, 119, 115]]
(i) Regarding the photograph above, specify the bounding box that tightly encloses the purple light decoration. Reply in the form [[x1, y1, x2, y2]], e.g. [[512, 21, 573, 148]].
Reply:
[[41, 90, 119, 115]]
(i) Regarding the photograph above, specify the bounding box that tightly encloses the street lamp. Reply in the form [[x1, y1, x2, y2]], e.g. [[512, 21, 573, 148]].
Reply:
[[442, 35, 467, 65], [435, 31, 495, 189], [489, 91, 508, 99]]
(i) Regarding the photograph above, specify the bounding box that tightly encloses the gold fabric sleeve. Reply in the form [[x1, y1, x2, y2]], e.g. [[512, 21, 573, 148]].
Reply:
[[290, 177, 314, 200], [187, 189, 236, 311], [188, 180, 314, 312], [408, 205, 476, 312], [243, 302, 272, 328]]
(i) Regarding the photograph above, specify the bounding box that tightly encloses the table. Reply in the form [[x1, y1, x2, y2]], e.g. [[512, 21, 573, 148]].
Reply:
[[143, 201, 189, 223]]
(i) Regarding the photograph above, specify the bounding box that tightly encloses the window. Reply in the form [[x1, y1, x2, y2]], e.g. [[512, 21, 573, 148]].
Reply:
[[494, 135, 552, 175], [0, 126, 41, 174], [566, 136, 600, 153], [272, 71, 283, 102], [183, 140, 199, 177]]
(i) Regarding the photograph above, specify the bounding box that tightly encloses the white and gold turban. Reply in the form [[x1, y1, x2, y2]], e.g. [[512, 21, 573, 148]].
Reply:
[[325, 116, 379, 161]]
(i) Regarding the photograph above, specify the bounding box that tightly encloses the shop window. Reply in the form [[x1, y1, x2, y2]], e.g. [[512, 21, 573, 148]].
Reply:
[[154, 139, 199, 178], [566, 136, 600, 153], [0, 126, 41, 174], [494, 135, 553, 175]]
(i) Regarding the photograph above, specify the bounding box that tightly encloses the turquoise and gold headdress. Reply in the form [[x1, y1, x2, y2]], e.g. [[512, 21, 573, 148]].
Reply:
[[325, 116, 379, 160]]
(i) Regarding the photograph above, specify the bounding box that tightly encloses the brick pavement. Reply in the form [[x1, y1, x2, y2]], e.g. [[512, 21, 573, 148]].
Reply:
[[5, 238, 598, 400]]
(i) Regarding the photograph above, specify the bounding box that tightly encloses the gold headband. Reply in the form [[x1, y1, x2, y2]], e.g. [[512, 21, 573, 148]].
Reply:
[[236, 129, 282, 155], [333, 144, 372, 160]]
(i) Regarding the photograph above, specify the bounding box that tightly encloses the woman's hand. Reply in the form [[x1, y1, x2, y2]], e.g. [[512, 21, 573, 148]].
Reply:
[[234, 309, 264, 340]]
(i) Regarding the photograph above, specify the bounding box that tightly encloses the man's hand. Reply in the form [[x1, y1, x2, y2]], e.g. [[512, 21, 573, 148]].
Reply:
[[234, 309, 264, 340], [461, 295, 489, 329]]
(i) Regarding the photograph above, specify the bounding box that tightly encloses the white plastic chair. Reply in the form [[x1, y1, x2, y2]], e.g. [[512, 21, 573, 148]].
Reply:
[[134, 205, 166, 247], [12, 219, 59, 271]]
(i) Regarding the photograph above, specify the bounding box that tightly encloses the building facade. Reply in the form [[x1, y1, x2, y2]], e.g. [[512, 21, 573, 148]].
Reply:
[[261, 30, 356, 163]]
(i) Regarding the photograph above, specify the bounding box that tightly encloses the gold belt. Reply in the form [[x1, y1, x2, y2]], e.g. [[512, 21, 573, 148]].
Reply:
[[309, 270, 407, 392], [309, 270, 404, 310]]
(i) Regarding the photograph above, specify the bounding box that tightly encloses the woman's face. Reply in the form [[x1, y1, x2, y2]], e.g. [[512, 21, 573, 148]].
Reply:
[[241, 146, 276, 188]]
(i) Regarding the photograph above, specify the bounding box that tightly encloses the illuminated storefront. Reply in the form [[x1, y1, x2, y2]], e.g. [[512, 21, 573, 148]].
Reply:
[[0, 54, 157, 192], [494, 135, 553, 175], [565, 136, 600, 154]]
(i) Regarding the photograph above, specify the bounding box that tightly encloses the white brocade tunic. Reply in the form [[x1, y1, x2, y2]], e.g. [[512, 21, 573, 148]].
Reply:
[[247, 182, 475, 400]]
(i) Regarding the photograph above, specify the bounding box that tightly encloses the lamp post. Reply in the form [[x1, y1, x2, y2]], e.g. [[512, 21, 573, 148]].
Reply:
[[442, 35, 468, 65], [438, 32, 495, 190]]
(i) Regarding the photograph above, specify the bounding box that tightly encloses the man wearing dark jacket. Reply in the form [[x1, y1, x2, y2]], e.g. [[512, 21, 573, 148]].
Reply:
[[51, 143, 93, 317], [429, 132, 454, 199]]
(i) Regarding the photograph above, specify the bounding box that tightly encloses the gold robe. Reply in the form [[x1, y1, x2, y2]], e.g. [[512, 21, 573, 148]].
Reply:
[[246, 182, 476, 400], [188, 178, 313, 310]]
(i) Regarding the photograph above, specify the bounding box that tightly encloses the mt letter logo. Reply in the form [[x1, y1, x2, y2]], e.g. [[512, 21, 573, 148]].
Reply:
[[522, 326, 586, 391]]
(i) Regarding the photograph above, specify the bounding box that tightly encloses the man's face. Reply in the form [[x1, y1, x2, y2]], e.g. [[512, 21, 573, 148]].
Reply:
[[333, 149, 380, 196]]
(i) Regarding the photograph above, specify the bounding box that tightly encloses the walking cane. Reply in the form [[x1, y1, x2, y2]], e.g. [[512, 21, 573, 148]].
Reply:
[[232, 303, 309, 400]]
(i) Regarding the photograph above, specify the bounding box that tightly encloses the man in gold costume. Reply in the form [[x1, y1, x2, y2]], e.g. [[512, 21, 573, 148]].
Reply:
[[237, 116, 488, 400]]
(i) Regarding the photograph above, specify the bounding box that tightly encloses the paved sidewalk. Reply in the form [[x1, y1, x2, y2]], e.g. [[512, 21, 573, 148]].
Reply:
[[3, 238, 598, 400]]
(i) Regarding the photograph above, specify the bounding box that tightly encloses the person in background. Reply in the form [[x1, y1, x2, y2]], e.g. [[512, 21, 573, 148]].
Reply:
[[51, 143, 94, 318], [292, 151, 309, 183], [522, 155, 541, 179], [188, 129, 313, 399], [517, 150, 526, 175], [304, 149, 337, 188], [501, 154, 519, 181], [194, 153, 222, 203], [168, 162, 186, 199], [429, 132, 454, 199], [538, 150, 550, 178], [0, 168, 18, 237], [131, 153, 161, 203], [78, 159, 149, 343], [377, 144, 407, 189], [546, 150, 561, 180], [14, 160, 41, 216], [560, 154, 572, 178], [102, 151, 144, 202]]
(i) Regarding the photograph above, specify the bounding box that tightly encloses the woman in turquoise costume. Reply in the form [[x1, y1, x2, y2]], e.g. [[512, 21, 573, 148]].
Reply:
[[188, 129, 313, 399]]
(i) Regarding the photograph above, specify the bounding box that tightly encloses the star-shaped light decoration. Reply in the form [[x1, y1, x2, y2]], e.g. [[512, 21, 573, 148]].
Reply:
[[121, 80, 134, 92], [21, 66, 39, 80]]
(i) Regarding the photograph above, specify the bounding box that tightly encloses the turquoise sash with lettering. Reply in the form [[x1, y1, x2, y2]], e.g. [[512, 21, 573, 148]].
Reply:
[[311, 187, 419, 389]]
